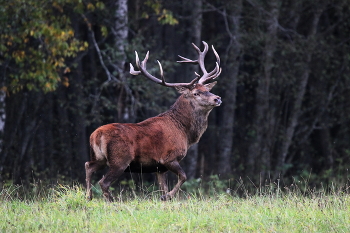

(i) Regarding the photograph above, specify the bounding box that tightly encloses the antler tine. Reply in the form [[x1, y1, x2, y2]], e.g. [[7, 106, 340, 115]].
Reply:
[[157, 60, 167, 86], [207, 62, 220, 77], [177, 55, 197, 64], [207, 63, 222, 80], [198, 44, 221, 84], [176, 41, 221, 84], [212, 45, 220, 66], [135, 51, 141, 69], [196, 41, 209, 78], [130, 63, 141, 75], [192, 41, 208, 55], [141, 51, 150, 69], [176, 41, 208, 65], [130, 51, 200, 88]]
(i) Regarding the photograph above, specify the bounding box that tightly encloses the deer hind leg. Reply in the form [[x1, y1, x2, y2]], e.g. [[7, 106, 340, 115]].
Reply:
[[98, 163, 130, 202], [97, 140, 134, 202], [85, 161, 105, 201], [156, 172, 169, 196], [161, 161, 187, 201]]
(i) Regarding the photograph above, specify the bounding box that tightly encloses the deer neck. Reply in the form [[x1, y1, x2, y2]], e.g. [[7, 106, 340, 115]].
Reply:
[[167, 95, 212, 146]]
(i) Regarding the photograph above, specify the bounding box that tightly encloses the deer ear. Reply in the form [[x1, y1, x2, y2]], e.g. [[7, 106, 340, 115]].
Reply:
[[175, 86, 190, 94], [204, 81, 217, 91]]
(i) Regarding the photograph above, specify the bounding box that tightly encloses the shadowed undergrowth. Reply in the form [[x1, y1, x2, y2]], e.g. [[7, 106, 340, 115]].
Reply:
[[1, 179, 349, 232]]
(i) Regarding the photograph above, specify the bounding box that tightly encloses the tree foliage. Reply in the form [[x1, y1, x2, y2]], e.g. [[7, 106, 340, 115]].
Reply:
[[0, 0, 90, 92]]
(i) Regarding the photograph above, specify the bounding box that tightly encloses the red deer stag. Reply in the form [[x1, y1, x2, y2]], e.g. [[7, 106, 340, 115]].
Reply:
[[85, 41, 222, 201]]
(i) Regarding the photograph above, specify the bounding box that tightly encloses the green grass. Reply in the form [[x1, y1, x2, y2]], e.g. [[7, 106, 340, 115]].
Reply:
[[0, 183, 349, 232]]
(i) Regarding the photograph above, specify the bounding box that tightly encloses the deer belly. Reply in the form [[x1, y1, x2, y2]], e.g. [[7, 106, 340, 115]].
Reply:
[[124, 161, 168, 173]]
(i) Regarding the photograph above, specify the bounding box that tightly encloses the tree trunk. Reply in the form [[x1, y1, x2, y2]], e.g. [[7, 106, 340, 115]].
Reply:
[[113, 0, 134, 123], [114, 0, 128, 79], [8, 92, 43, 184], [217, 0, 242, 177], [0, 89, 5, 165], [56, 87, 74, 179], [275, 6, 324, 178], [67, 14, 88, 182], [246, 0, 279, 182], [0, 70, 6, 180]]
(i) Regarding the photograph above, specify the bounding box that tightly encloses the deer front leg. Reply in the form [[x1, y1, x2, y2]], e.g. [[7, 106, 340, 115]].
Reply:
[[162, 161, 187, 201]]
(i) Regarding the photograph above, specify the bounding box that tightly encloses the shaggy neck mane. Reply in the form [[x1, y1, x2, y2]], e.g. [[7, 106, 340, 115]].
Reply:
[[159, 94, 212, 145]]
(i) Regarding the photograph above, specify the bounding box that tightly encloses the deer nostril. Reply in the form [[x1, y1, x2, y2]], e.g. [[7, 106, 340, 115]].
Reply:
[[214, 97, 222, 105]]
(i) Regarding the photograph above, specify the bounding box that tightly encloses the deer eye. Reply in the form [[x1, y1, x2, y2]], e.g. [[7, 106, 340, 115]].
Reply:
[[194, 92, 200, 96]]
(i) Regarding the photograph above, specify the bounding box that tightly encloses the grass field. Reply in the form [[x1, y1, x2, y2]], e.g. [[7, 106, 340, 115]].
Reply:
[[1, 182, 349, 232]]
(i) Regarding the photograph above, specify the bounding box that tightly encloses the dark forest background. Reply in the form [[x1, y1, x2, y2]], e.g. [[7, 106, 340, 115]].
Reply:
[[1, 0, 350, 189]]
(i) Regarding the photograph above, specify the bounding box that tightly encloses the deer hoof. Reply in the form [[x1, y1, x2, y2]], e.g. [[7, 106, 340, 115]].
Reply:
[[103, 193, 114, 202]]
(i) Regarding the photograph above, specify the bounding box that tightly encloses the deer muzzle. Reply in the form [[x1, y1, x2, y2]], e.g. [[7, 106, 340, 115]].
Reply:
[[214, 96, 222, 106]]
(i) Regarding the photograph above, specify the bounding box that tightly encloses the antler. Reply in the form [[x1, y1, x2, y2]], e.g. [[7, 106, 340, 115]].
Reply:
[[177, 41, 221, 84], [130, 51, 199, 88]]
